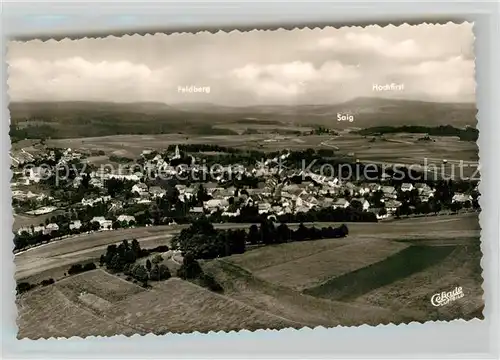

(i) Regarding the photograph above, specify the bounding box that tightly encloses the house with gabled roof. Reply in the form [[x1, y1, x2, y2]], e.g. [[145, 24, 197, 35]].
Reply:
[[401, 183, 414, 192], [332, 198, 350, 209]]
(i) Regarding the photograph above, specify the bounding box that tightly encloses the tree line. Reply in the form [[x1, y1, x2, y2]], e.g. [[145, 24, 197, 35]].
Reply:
[[99, 239, 171, 287], [172, 217, 349, 261], [356, 125, 478, 141]]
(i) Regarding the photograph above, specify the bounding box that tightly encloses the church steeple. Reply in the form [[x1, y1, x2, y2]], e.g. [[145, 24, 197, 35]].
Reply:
[[172, 145, 181, 160]]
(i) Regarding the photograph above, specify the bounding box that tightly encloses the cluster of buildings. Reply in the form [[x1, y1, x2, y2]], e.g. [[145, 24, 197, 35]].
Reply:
[[12, 145, 478, 238], [16, 223, 60, 236], [187, 172, 440, 220]]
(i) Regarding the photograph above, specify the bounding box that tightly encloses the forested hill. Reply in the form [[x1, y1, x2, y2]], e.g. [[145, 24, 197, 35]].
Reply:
[[9, 98, 477, 141]]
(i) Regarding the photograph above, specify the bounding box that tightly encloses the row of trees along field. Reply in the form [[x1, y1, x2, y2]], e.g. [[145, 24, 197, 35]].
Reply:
[[16, 261, 97, 295], [356, 125, 479, 141]]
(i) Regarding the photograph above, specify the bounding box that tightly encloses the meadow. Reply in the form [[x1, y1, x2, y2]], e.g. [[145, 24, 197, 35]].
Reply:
[[17, 269, 296, 338], [16, 213, 483, 337]]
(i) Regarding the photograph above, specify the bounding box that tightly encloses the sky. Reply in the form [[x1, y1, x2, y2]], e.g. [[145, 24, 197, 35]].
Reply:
[[7, 22, 475, 106]]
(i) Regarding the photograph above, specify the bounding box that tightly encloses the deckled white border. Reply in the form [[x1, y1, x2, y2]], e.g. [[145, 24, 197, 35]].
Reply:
[[1, 1, 499, 359]]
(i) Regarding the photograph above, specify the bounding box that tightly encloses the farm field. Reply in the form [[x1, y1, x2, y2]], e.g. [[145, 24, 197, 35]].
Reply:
[[251, 239, 410, 290], [15, 226, 177, 281], [104, 277, 297, 334], [15, 213, 480, 283], [202, 259, 418, 327], [41, 130, 478, 169], [17, 270, 297, 338], [227, 213, 480, 276], [205, 212, 482, 324], [15, 213, 483, 337], [16, 283, 138, 339], [352, 244, 484, 321]]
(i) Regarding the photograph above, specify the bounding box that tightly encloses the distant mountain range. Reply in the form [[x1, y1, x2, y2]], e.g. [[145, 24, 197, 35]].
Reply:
[[9, 97, 477, 140]]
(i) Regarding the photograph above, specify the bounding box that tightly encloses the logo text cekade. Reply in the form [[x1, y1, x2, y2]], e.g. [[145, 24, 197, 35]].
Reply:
[[431, 286, 464, 307]]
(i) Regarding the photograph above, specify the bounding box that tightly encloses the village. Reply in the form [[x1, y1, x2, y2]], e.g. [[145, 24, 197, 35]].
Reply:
[[11, 143, 479, 249]]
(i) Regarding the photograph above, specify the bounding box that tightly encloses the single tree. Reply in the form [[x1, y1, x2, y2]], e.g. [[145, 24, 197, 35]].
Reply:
[[158, 264, 171, 280], [151, 254, 163, 264], [132, 264, 149, 283]]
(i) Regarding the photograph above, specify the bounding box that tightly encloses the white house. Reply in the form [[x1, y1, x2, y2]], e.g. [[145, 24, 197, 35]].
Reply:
[[367, 183, 381, 192], [17, 227, 33, 235], [304, 196, 319, 209], [33, 225, 45, 233], [357, 186, 371, 196], [204, 199, 229, 211], [69, 220, 82, 230], [135, 198, 152, 204], [89, 177, 104, 189], [327, 178, 340, 187], [222, 209, 241, 217], [381, 186, 397, 199], [190, 206, 204, 214], [28, 167, 48, 183], [117, 215, 135, 224], [91, 216, 113, 231], [132, 183, 149, 196], [258, 202, 272, 214], [108, 173, 141, 182], [43, 223, 59, 235], [401, 183, 414, 192], [415, 183, 432, 194], [81, 196, 111, 207], [149, 186, 166, 199], [72, 176, 83, 188], [452, 193, 473, 203], [175, 184, 187, 193], [385, 200, 402, 213]]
